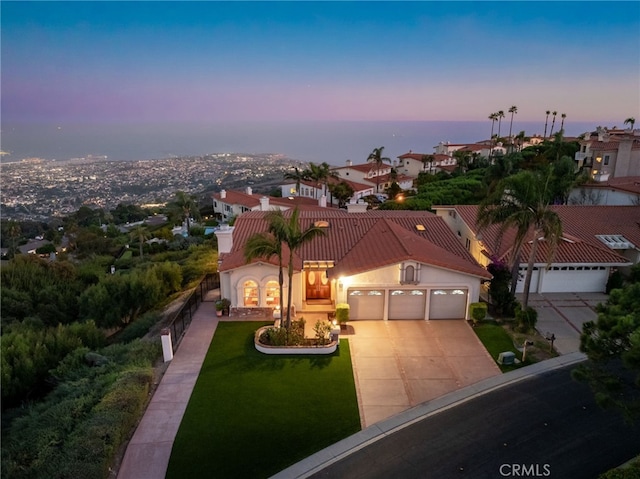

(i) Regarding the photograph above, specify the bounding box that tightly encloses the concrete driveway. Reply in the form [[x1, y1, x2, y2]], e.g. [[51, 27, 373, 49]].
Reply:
[[522, 292, 608, 355], [343, 320, 501, 427]]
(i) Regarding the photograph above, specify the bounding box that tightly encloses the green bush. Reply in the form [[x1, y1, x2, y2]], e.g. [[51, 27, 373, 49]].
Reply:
[[606, 270, 624, 294], [335, 303, 350, 323], [313, 320, 332, 345], [515, 305, 538, 333], [116, 311, 160, 343], [469, 302, 488, 323]]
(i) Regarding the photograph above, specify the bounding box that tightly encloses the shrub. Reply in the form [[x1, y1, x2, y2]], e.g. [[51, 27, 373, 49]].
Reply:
[[515, 305, 538, 333], [116, 311, 160, 343], [469, 302, 488, 324], [606, 270, 624, 294], [313, 320, 332, 345], [335, 303, 350, 323]]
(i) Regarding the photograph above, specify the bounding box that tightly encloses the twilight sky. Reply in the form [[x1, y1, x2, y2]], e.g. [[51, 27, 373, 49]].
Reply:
[[2, 1, 639, 125]]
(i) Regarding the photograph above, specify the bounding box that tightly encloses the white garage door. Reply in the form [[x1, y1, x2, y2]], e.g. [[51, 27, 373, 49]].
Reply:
[[539, 266, 608, 293], [516, 267, 540, 294], [429, 289, 468, 320], [348, 289, 385, 320], [388, 289, 427, 319]]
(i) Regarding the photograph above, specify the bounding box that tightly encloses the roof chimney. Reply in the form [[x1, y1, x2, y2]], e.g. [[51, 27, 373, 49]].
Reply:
[[220, 189, 226, 199], [260, 196, 270, 210], [214, 224, 234, 254], [319, 195, 327, 208], [346, 159, 352, 167], [245, 186, 252, 195]]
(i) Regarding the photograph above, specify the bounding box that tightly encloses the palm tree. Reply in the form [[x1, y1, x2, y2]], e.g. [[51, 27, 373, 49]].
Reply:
[[366, 147, 391, 193], [624, 117, 636, 130], [328, 181, 354, 208], [421, 154, 434, 173], [488, 113, 499, 157], [544, 110, 551, 138], [172, 191, 199, 233], [244, 215, 286, 318], [477, 167, 563, 307], [284, 166, 306, 196], [280, 207, 326, 329], [304, 162, 337, 200], [549, 111, 558, 137], [508, 105, 518, 145], [496, 110, 505, 140], [559, 113, 567, 133], [129, 225, 150, 258]]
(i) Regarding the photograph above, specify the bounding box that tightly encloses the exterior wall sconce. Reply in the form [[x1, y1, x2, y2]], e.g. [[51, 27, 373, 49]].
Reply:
[[596, 156, 602, 163]]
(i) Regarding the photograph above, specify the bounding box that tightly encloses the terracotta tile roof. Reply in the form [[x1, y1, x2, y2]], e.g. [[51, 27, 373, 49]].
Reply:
[[212, 190, 260, 208], [586, 176, 640, 195], [219, 209, 490, 279], [439, 204, 640, 265], [397, 152, 428, 160]]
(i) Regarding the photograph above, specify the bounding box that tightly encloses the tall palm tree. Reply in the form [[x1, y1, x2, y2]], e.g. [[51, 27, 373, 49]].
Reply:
[[544, 110, 551, 138], [304, 162, 337, 200], [173, 191, 199, 233], [508, 105, 518, 145], [421, 154, 434, 173], [488, 112, 499, 157], [284, 166, 306, 196], [129, 225, 151, 258], [244, 215, 286, 318], [549, 111, 558, 137], [559, 113, 567, 133], [477, 167, 563, 307], [496, 110, 505, 140], [366, 147, 391, 192], [279, 207, 326, 329], [624, 117, 636, 130]]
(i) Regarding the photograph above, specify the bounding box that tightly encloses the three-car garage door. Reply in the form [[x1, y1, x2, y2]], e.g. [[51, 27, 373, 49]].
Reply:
[[428, 289, 468, 319], [348, 288, 469, 320]]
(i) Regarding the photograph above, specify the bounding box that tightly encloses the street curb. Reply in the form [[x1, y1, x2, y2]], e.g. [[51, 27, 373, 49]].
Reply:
[[270, 351, 587, 479]]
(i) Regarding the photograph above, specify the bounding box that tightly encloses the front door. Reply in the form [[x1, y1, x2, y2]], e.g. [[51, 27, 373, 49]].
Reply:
[[305, 270, 331, 301]]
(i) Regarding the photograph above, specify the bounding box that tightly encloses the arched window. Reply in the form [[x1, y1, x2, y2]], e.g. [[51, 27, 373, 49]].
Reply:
[[265, 280, 280, 308], [243, 280, 259, 307], [405, 265, 415, 283]]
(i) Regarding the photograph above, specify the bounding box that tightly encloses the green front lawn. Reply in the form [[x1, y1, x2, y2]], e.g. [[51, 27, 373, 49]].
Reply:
[[473, 322, 530, 372], [166, 322, 361, 479]]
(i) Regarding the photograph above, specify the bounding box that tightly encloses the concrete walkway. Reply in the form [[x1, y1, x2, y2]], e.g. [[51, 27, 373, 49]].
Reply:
[[117, 300, 219, 479]]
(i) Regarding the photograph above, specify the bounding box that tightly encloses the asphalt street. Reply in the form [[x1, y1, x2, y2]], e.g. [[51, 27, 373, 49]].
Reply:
[[309, 364, 640, 479]]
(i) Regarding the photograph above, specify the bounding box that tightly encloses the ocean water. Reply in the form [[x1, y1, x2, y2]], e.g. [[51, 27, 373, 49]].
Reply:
[[0, 120, 598, 166]]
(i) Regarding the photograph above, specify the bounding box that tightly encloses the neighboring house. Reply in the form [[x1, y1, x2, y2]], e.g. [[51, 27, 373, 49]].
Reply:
[[280, 178, 375, 204], [212, 187, 331, 222], [18, 239, 52, 255], [575, 127, 640, 182], [332, 160, 394, 193], [433, 205, 640, 294], [396, 152, 457, 176], [569, 176, 640, 205], [215, 209, 491, 321]]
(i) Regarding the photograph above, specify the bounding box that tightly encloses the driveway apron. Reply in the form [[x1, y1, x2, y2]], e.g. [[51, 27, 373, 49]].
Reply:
[[345, 320, 501, 427]]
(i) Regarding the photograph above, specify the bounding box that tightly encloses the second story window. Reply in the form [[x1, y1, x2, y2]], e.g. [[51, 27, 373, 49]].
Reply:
[[604, 155, 610, 165]]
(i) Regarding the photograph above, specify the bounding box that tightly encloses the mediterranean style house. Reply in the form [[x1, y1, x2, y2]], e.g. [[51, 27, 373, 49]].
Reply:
[[215, 209, 491, 321], [575, 127, 640, 182], [433, 205, 640, 294]]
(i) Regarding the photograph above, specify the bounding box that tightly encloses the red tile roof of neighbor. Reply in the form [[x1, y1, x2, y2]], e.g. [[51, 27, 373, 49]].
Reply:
[[212, 190, 335, 209], [219, 209, 491, 279], [586, 177, 640, 195], [440, 205, 640, 265]]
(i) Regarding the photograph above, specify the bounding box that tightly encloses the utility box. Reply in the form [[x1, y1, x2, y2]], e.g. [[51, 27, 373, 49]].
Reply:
[[497, 351, 515, 365]]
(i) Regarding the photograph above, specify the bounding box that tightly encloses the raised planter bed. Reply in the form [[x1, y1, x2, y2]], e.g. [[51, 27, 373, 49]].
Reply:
[[254, 326, 338, 355]]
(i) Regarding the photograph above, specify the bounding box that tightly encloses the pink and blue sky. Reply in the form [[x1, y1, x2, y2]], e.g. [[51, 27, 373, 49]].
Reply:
[[2, 1, 639, 125]]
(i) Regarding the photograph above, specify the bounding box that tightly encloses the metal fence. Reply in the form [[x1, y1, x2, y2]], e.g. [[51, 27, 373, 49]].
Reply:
[[166, 272, 220, 352]]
